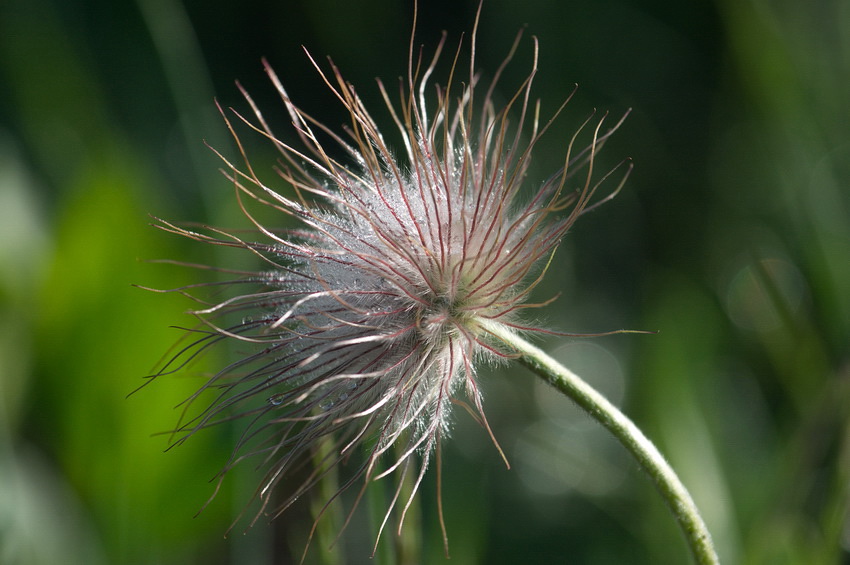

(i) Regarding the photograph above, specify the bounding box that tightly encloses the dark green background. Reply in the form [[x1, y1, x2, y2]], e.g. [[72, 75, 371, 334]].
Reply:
[[1, 0, 848, 563]]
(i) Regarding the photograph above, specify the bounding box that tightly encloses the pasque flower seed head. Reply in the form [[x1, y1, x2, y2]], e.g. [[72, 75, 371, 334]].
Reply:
[[149, 3, 629, 546]]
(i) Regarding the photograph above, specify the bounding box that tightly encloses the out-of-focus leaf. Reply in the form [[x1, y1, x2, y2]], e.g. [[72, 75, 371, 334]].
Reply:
[[33, 155, 232, 565]]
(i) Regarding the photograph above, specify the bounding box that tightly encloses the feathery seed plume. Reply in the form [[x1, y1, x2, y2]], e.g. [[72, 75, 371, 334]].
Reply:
[[150, 3, 628, 549]]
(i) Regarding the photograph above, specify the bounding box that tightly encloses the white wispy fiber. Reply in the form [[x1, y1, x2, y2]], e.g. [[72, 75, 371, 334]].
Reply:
[[150, 4, 629, 549]]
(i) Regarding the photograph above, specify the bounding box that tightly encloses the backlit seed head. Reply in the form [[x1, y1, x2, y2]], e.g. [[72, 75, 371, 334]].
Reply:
[[149, 3, 629, 551]]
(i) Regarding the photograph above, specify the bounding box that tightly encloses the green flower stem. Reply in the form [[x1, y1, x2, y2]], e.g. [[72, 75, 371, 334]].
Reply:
[[481, 319, 719, 565]]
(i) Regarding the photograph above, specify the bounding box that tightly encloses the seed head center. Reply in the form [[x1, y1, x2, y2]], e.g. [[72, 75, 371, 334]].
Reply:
[[417, 291, 472, 342]]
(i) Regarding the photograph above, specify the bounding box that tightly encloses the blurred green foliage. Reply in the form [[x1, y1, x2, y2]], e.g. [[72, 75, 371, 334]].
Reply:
[[1, 0, 847, 563]]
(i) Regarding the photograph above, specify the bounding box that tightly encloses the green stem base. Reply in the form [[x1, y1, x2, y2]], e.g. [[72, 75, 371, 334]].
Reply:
[[481, 319, 719, 565]]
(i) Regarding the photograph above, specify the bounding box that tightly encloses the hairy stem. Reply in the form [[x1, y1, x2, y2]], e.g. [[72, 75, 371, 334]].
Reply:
[[481, 319, 719, 565]]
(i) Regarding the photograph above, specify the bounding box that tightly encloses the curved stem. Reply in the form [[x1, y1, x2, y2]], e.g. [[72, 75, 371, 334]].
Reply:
[[481, 319, 719, 565]]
